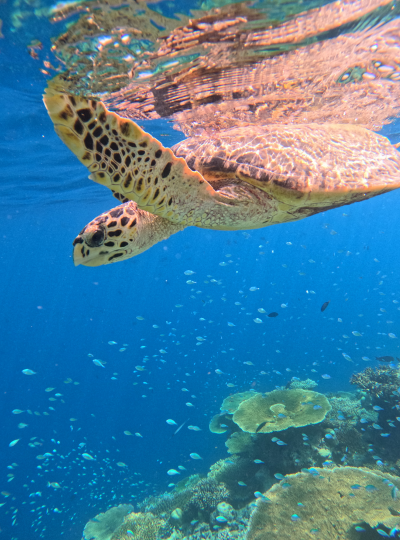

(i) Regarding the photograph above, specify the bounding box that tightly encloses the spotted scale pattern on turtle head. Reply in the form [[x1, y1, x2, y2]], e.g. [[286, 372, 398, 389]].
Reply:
[[73, 201, 183, 266], [43, 89, 221, 227]]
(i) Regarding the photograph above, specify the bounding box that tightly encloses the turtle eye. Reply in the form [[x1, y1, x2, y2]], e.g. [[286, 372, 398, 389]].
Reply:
[[87, 228, 105, 247]]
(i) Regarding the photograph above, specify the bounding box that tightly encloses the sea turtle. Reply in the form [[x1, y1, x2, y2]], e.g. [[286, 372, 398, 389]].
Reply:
[[44, 86, 400, 267]]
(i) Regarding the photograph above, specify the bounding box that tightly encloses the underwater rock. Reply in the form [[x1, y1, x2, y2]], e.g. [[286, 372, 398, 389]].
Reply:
[[82, 504, 134, 540], [246, 467, 400, 540], [232, 390, 331, 433]]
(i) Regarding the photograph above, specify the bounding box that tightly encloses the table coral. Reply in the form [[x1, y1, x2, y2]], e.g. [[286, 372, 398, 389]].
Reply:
[[110, 512, 164, 540], [246, 467, 400, 540], [232, 390, 331, 433], [220, 391, 256, 414], [83, 504, 134, 540]]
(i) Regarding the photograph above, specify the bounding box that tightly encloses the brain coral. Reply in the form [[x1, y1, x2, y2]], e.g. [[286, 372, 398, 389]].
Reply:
[[233, 389, 331, 433], [246, 467, 400, 540]]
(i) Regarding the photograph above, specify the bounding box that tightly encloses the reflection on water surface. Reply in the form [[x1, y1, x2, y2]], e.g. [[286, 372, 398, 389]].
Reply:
[[36, 0, 400, 136]]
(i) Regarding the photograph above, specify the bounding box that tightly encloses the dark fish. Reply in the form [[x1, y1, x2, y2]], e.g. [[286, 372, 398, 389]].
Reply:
[[376, 356, 395, 363], [256, 421, 267, 433], [268, 312, 278, 318], [321, 301, 330, 312]]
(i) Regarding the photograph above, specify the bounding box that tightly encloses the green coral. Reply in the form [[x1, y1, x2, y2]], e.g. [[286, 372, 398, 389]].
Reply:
[[326, 396, 378, 428], [246, 467, 400, 540], [350, 365, 400, 401], [110, 512, 164, 540], [208, 457, 240, 484], [233, 389, 331, 433], [186, 478, 230, 512], [209, 413, 231, 434], [174, 474, 201, 492], [83, 504, 134, 540], [225, 432, 253, 455], [220, 391, 256, 414], [139, 477, 230, 521], [289, 378, 318, 390]]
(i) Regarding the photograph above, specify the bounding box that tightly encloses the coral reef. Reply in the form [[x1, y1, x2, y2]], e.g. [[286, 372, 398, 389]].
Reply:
[[246, 467, 400, 540], [110, 512, 164, 540], [326, 396, 362, 425], [139, 491, 191, 518], [186, 478, 230, 514], [208, 458, 240, 485], [139, 476, 230, 524], [220, 391, 255, 414], [350, 365, 400, 401], [216, 502, 235, 521], [232, 390, 331, 433], [288, 378, 318, 390], [333, 425, 367, 463], [83, 504, 134, 540], [209, 414, 236, 434], [208, 456, 273, 504], [225, 433, 253, 455]]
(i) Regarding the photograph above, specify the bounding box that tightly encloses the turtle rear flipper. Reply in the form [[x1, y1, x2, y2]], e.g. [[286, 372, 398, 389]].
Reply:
[[43, 90, 226, 226]]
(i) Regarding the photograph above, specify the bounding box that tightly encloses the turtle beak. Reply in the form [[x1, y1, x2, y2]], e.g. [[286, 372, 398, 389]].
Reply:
[[72, 236, 103, 267], [72, 241, 103, 267], [72, 225, 108, 267]]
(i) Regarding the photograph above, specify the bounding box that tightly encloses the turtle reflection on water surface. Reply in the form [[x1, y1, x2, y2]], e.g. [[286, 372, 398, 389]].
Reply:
[[44, 88, 400, 266]]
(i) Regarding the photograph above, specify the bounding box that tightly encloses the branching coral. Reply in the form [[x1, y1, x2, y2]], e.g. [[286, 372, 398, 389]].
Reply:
[[350, 365, 400, 401], [325, 396, 372, 428], [186, 478, 229, 512], [139, 477, 229, 521], [289, 378, 318, 390]]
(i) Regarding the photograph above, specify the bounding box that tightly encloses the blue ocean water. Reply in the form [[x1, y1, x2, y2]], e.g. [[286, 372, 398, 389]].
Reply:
[[2, 1, 400, 539]]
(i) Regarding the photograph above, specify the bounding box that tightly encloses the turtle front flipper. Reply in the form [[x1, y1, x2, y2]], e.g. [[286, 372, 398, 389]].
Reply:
[[43, 88, 226, 227]]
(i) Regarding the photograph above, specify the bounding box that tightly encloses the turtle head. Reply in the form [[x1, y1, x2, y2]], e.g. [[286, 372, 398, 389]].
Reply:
[[73, 201, 182, 266]]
